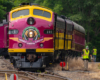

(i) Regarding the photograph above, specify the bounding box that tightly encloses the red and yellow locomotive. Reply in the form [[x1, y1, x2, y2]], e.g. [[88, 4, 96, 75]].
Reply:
[[0, 3, 85, 69]]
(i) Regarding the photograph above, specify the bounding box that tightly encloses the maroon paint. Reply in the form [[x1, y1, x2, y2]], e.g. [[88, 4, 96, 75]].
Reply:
[[9, 12, 54, 49]]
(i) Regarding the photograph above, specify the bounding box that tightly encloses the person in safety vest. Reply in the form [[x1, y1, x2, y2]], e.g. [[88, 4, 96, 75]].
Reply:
[[92, 46, 97, 62], [81, 46, 91, 71]]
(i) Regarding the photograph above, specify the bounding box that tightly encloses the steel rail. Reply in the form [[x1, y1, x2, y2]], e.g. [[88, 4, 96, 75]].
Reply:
[[0, 72, 35, 80], [44, 70, 72, 80], [0, 70, 72, 80]]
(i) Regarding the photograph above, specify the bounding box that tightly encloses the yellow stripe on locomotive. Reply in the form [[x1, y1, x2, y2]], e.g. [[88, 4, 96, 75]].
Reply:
[[8, 48, 54, 53]]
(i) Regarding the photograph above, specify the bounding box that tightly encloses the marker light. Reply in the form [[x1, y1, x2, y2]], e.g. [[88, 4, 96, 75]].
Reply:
[[40, 43, 43, 47], [21, 56, 24, 58], [38, 56, 42, 58], [8, 29, 18, 34], [44, 30, 53, 34], [18, 43, 23, 48], [27, 17, 35, 25]]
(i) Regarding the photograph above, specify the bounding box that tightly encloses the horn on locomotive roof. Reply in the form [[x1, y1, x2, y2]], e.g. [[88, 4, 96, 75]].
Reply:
[[61, 15, 70, 20], [61, 15, 66, 19], [19, 3, 39, 6]]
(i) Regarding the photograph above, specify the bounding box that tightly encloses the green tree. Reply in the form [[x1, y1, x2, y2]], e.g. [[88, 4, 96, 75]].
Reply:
[[0, 0, 14, 21]]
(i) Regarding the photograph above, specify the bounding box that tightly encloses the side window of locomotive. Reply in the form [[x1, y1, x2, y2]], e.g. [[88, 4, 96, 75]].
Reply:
[[67, 24, 73, 31], [12, 9, 29, 18], [33, 9, 51, 18], [56, 20, 65, 29]]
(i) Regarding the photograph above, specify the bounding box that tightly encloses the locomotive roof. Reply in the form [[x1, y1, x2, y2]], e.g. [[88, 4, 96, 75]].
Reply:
[[57, 16, 72, 25], [72, 21, 85, 34], [65, 19, 72, 25], [57, 16, 85, 34], [65, 18, 85, 34], [57, 16, 65, 22]]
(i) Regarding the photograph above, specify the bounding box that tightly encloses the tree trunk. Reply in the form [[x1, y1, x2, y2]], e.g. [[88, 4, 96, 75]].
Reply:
[[87, 30, 89, 43], [87, 22, 90, 43]]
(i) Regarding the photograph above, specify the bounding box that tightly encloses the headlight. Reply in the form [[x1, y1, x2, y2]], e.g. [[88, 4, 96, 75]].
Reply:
[[8, 29, 18, 34], [27, 17, 35, 25], [28, 31, 34, 38]]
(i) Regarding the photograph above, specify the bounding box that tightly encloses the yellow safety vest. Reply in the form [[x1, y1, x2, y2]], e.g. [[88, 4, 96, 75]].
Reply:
[[93, 49, 97, 55], [83, 49, 89, 59]]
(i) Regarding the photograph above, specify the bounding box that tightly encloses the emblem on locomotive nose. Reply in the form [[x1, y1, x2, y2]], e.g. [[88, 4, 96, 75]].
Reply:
[[24, 29, 38, 40], [18, 26, 43, 45]]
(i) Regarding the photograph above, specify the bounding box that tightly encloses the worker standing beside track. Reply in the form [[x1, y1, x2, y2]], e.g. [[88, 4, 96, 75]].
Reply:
[[92, 46, 97, 62], [81, 46, 91, 71]]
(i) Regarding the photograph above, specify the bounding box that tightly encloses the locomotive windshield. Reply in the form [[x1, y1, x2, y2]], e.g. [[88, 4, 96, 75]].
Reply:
[[12, 9, 29, 18], [33, 9, 51, 18]]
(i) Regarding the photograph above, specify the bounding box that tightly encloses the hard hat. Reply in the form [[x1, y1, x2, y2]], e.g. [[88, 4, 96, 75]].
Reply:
[[86, 46, 89, 49]]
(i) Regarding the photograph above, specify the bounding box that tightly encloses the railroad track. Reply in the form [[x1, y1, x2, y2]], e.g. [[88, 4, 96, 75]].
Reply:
[[0, 70, 72, 80], [0, 70, 39, 80]]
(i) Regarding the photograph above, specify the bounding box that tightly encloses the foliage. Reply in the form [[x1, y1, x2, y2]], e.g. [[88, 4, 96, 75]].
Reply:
[[0, 0, 14, 21], [0, 0, 100, 61]]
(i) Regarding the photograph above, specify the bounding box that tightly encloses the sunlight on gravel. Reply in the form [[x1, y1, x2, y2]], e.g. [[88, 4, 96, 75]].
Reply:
[[52, 57, 84, 71], [52, 57, 100, 71], [67, 57, 84, 70], [51, 57, 100, 80], [89, 71, 100, 79]]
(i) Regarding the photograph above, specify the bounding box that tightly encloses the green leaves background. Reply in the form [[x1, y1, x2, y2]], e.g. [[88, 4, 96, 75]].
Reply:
[[0, 0, 100, 61]]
